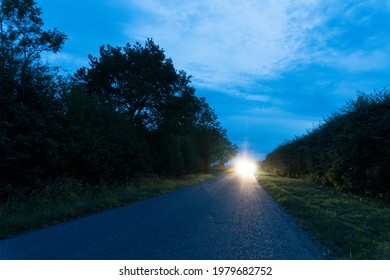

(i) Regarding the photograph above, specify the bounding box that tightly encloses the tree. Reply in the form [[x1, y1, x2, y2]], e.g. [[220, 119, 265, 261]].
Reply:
[[62, 86, 151, 180], [76, 39, 237, 175], [0, 0, 66, 75], [192, 97, 237, 169], [0, 0, 67, 189], [76, 39, 179, 129]]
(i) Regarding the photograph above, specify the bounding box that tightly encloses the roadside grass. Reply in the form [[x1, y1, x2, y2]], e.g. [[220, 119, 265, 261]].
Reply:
[[256, 172, 390, 259], [0, 174, 213, 239]]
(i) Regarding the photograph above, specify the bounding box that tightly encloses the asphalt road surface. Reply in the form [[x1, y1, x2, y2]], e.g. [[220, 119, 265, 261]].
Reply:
[[0, 173, 327, 259]]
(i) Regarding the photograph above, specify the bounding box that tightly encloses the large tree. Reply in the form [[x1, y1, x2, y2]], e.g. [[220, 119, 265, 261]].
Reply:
[[0, 0, 66, 78], [76, 39, 237, 174], [76, 39, 181, 129], [0, 0, 67, 188]]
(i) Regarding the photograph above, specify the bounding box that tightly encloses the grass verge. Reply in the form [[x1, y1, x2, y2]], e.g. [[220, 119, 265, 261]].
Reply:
[[0, 174, 213, 239], [256, 172, 390, 259]]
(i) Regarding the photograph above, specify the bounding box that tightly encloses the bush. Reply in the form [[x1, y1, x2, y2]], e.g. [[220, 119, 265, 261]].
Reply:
[[263, 90, 390, 199]]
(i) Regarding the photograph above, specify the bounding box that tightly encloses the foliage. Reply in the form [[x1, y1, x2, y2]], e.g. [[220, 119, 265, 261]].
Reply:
[[62, 87, 151, 180], [0, 0, 67, 196], [262, 90, 390, 199], [0, 0, 66, 72]]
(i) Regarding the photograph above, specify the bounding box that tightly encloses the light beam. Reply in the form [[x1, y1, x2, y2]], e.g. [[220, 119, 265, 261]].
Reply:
[[234, 158, 257, 177]]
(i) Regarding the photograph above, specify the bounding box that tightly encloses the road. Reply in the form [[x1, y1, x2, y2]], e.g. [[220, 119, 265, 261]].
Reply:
[[0, 172, 327, 259]]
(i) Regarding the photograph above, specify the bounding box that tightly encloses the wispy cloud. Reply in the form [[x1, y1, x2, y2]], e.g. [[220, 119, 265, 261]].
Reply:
[[291, 0, 390, 69], [121, 0, 323, 91], [42, 52, 89, 74], [120, 0, 390, 95]]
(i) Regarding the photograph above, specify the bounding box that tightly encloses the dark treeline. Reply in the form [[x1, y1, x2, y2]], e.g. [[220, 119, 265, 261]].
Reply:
[[262, 90, 390, 199], [0, 0, 237, 199]]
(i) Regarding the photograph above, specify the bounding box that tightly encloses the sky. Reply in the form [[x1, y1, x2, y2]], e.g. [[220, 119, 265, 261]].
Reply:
[[38, 0, 390, 160]]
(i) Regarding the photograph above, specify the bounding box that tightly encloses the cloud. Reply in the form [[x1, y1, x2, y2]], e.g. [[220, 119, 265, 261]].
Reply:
[[119, 0, 390, 110], [229, 106, 320, 130], [42, 52, 88, 73], [336, 50, 390, 72], [120, 0, 325, 91], [241, 94, 272, 102], [119, 1, 390, 92], [292, 0, 390, 68]]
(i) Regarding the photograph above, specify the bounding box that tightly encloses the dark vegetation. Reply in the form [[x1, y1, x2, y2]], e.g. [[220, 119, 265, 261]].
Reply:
[[0, 0, 237, 201], [262, 90, 390, 200], [0, 174, 212, 239]]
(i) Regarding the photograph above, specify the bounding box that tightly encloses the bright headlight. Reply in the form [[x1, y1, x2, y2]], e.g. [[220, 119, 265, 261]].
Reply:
[[235, 158, 257, 177]]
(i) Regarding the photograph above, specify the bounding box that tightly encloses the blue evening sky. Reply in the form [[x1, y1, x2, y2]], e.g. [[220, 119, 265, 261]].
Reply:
[[38, 0, 390, 160]]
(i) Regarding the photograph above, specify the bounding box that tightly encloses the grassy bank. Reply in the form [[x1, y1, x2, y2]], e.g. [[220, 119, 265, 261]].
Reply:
[[0, 174, 213, 239], [256, 172, 390, 259]]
